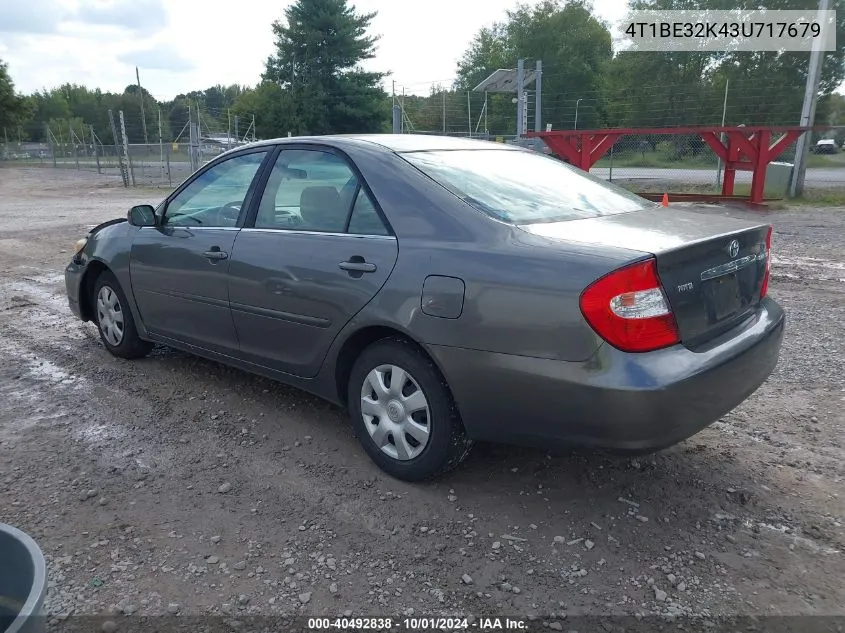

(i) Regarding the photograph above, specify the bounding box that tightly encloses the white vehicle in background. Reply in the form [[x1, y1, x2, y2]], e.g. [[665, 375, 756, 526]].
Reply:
[[814, 138, 838, 154]]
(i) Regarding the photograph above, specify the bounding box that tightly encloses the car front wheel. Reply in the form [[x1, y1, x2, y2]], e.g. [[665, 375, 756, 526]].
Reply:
[[92, 270, 153, 359], [348, 338, 472, 481]]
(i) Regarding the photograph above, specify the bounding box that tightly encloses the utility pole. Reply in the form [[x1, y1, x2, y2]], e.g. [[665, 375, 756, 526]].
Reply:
[[790, 0, 831, 197], [136, 67, 149, 145]]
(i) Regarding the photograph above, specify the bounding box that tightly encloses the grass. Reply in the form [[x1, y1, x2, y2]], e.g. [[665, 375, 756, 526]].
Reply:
[[594, 149, 845, 170], [783, 187, 845, 207], [623, 181, 845, 208], [594, 153, 715, 169]]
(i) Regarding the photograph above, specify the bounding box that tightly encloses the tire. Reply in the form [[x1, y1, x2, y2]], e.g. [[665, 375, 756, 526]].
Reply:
[[348, 337, 472, 481], [91, 270, 153, 360]]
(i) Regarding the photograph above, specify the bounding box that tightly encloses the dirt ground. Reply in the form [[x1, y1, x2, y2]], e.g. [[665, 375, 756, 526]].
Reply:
[[0, 167, 843, 630]]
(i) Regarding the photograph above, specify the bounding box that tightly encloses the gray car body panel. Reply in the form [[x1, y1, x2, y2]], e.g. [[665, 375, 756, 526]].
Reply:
[[65, 134, 785, 451], [65, 219, 149, 338]]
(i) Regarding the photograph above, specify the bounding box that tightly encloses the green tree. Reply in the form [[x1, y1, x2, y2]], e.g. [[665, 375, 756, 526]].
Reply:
[[608, 0, 845, 127], [263, 0, 388, 135], [455, 0, 613, 132], [0, 60, 29, 134], [233, 82, 301, 139]]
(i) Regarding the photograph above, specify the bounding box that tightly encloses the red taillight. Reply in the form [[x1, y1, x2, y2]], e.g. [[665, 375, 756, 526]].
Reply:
[[579, 258, 680, 353], [760, 225, 772, 299]]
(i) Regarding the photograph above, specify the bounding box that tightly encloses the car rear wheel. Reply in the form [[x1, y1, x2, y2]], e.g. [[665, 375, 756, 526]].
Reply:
[[348, 338, 472, 481], [92, 271, 153, 359]]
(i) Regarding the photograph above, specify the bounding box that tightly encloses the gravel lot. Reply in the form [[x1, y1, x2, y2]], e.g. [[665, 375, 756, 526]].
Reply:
[[1, 167, 843, 630]]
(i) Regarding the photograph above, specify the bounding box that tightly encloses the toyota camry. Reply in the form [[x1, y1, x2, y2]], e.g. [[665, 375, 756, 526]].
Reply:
[[64, 134, 785, 481]]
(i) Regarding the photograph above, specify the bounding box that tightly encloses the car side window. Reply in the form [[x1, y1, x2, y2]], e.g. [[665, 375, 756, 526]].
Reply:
[[164, 151, 267, 228], [348, 188, 389, 236], [256, 149, 370, 233]]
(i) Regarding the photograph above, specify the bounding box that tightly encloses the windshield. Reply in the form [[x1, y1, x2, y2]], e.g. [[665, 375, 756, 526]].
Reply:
[[402, 148, 655, 224]]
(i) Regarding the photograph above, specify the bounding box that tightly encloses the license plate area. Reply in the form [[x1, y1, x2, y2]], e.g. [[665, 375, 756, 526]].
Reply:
[[703, 273, 741, 323]]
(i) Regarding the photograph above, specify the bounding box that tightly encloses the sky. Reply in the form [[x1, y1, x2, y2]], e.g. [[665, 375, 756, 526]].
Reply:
[[0, 0, 621, 101]]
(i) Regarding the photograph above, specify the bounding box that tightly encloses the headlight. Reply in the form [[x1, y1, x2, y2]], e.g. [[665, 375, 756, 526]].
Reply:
[[73, 238, 88, 254]]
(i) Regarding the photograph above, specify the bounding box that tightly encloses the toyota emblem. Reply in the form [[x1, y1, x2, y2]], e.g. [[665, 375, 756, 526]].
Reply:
[[728, 239, 740, 258]]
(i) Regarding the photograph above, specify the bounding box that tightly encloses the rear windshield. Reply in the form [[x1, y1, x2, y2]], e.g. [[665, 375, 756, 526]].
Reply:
[[402, 148, 654, 224]]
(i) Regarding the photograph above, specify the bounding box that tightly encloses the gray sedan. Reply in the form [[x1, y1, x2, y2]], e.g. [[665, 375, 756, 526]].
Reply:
[[64, 135, 785, 481]]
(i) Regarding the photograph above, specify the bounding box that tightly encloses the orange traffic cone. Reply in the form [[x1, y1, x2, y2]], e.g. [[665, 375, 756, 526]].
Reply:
[[661, 193, 669, 207]]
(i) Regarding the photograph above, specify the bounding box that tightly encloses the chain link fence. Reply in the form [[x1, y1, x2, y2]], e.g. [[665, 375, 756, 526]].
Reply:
[[4, 125, 845, 196]]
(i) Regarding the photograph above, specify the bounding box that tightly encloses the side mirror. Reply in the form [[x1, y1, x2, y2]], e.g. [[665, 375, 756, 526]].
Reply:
[[128, 204, 157, 227]]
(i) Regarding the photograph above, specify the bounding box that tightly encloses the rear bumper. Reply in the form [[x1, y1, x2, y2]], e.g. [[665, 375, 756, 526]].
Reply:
[[431, 297, 785, 451], [65, 261, 86, 320]]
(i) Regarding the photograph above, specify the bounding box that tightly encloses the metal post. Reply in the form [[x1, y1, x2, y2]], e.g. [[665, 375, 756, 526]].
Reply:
[[46, 124, 57, 168], [484, 92, 488, 136], [195, 101, 203, 165], [158, 108, 164, 181], [188, 105, 199, 172], [251, 114, 255, 141], [716, 79, 729, 187], [136, 67, 149, 145], [119, 110, 135, 186], [442, 91, 446, 134], [467, 91, 472, 137], [166, 143, 172, 187], [574, 98, 583, 130], [516, 59, 525, 138], [522, 91, 529, 135], [234, 115, 239, 143], [227, 108, 231, 150], [392, 105, 401, 134], [609, 143, 614, 182], [109, 110, 127, 187], [534, 60, 543, 133], [2, 127, 7, 159], [91, 125, 100, 174], [790, 0, 830, 197], [71, 123, 79, 170]]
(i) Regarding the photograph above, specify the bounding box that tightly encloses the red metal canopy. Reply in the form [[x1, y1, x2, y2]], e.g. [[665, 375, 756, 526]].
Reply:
[[527, 126, 822, 204]]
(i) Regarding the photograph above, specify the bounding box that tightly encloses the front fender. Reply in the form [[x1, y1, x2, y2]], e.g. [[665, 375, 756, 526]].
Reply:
[[73, 220, 149, 338]]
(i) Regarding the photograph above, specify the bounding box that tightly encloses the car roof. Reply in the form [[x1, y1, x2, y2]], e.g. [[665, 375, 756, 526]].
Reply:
[[244, 133, 519, 154]]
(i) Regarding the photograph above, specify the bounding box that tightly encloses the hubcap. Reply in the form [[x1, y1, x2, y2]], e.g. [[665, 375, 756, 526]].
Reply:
[[96, 285, 125, 347], [360, 364, 430, 461]]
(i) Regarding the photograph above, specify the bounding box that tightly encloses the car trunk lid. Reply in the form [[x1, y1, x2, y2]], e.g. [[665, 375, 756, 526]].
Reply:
[[520, 206, 771, 350]]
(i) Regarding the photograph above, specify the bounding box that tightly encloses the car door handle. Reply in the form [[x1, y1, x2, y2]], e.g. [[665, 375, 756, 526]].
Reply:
[[338, 260, 376, 273], [203, 250, 229, 260]]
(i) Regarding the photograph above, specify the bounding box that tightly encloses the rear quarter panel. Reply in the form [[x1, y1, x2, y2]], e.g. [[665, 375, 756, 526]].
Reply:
[[363, 232, 647, 362]]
